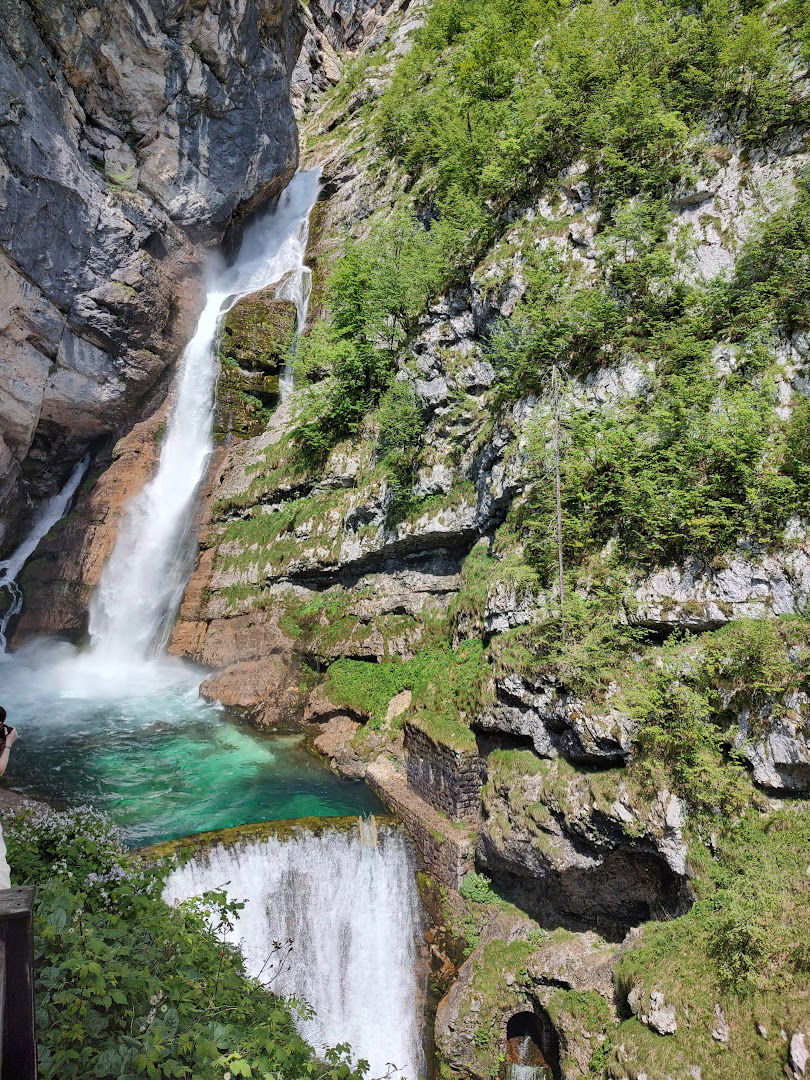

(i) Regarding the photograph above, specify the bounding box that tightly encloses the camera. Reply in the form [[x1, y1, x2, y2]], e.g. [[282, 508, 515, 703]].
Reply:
[[0, 723, 12, 747]]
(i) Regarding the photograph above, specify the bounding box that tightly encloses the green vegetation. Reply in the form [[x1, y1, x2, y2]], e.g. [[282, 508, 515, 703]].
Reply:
[[459, 871, 503, 906], [300, 0, 809, 563], [489, 615, 809, 815], [292, 209, 445, 465], [613, 805, 809, 1079], [507, 182, 810, 579], [380, 0, 804, 219], [321, 638, 490, 749], [627, 618, 809, 813], [4, 806, 366, 1080], [374, 381, 425, 517]]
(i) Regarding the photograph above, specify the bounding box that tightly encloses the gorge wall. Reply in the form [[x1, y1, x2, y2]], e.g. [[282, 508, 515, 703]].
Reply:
[[0, 0, 304, 552]]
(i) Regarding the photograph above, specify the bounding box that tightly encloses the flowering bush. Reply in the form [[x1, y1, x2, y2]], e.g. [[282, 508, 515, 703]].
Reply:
[[5, 807, 367, 1080]]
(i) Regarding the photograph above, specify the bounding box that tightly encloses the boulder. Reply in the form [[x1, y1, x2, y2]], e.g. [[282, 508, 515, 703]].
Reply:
[[200, 658, 302, 727]]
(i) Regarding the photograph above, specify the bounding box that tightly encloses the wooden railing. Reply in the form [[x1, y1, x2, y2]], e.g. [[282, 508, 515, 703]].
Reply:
[[0, 887, 37, 1080]]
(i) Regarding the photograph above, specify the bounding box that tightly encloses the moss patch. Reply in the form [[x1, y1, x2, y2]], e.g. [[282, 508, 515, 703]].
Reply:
[[215, 294, 296, 440]]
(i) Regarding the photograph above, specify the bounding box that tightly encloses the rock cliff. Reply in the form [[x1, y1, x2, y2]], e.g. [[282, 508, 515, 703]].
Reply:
[[4, 0, 810, 1076], [0, 0, 304, 550]]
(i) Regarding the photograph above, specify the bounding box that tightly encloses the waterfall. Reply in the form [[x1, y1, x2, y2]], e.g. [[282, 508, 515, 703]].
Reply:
[[89, 169, 321, 661], [274, 204, 315, 398], [0, 454, 90, 651], [163, 821, 425, 1080]]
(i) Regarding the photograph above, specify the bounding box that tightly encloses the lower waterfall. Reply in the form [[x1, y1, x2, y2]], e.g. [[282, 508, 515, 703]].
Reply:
[[164, 821, 425, 1080]]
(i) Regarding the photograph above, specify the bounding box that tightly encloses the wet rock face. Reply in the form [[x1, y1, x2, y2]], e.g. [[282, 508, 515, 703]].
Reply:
[[12, 398, 169, 641], [0, 0, 304, 549]]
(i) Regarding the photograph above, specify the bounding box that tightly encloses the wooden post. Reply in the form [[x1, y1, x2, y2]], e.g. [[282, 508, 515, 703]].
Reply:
[[0, 887, 37, 1080]]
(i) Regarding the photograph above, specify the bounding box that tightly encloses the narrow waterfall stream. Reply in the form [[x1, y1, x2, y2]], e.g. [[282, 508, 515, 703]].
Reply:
[[164, 822, 425, 1080], [0, 453, 89, 650], [90, 168, 322, 661]]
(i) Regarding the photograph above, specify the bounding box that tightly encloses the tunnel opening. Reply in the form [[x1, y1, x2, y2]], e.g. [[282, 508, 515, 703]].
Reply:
[[501, 1009, 561, 1080]]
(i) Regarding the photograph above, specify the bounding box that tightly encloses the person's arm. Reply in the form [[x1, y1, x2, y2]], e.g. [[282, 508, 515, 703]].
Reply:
[[0, 728, 17, 777]]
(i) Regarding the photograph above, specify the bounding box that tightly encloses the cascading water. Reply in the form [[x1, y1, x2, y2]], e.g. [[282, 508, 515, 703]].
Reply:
[[0, 168, 376, 841], [90, 168, 321, 662], [0, 454, 90, 652], [1, 169, 424, 1079], [164, 821, 425, 1080]]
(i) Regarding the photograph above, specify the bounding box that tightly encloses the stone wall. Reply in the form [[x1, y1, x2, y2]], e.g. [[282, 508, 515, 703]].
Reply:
[[405, 723, 484, 822], [366, 761, 475, 889]]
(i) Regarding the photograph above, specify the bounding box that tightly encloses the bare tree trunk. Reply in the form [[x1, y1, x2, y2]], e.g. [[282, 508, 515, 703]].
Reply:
[[551, 364, 565, 637]]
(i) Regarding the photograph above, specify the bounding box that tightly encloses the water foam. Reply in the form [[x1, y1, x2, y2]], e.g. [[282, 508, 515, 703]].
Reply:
[[164, 822, 425, 1080]]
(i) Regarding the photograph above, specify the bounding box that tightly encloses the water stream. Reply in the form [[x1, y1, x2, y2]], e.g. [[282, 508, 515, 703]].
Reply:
[[90, 168, 322, 662], [0, 454, 89, 650], [164, 822, 425, 1080]]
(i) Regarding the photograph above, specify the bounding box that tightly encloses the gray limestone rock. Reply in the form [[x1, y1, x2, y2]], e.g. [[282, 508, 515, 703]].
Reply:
[[630, 534, 810, 632], [734, 692, 810, 793], [477, 673, 635, 765], [627, 986, 678, 1035], [0, 0, 304, 548]]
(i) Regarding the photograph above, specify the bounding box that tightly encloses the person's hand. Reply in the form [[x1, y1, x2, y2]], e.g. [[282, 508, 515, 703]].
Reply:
[[5, 728, 17, 748]]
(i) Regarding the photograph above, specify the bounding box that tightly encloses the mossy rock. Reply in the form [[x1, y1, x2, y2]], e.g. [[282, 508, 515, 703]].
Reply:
[[216, 364, 280, 440], [215, 292, 296, 439], [139, 812, 398, 860], [219, 292, 296, 374]]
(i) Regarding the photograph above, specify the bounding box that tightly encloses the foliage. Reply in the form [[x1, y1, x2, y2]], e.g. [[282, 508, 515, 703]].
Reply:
[[627, 618, 809, 813], [293, 208, 445, 463], [374, 381, 425, 517], [613, 805, 810, 1077], [458, 872, 502, 906], [503, 181, 810, 577], [4, 807, 368, 1080], [322, 638, 490, 749], [713, 178, 810, 338], [378, 0, 805, 243]]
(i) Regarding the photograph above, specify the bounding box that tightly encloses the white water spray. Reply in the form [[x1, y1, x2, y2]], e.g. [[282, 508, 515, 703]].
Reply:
[[0, 454, 90, 651], [89, 169, 321, 662], [164, 821, 425, 1080]]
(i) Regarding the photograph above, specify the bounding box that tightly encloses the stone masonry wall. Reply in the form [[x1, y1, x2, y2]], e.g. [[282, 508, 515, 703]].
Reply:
[[405, 723, 484, 823], [366, 761, 475, 889]]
